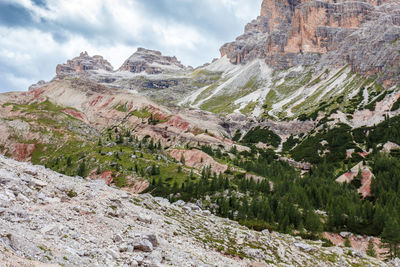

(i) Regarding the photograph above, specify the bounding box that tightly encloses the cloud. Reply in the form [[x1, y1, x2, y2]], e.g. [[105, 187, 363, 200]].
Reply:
[[0, 0, 262, 92]]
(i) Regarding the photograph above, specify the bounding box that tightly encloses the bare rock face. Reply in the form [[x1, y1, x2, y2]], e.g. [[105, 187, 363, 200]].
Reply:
[[119, 48, 186, 74], [169, 149, 228, 174], [56, 51, 114, 78], [220, 0, 400, 86]]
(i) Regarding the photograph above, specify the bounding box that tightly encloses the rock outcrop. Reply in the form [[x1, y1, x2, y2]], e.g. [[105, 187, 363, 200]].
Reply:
[[336, 162, 375, 198], [0, 155, 390, 266], [119, 48, 186, 74], [169, 148, 228, 174], [220, 0, 400, 85], [56, 51, 114, 78]]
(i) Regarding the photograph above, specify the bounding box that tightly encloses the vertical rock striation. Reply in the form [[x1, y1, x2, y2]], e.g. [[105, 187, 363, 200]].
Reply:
[[220, 0, 400, 86]]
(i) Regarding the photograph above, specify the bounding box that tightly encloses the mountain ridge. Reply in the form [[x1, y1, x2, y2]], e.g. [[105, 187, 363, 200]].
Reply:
[[1, 1, 400, 265]]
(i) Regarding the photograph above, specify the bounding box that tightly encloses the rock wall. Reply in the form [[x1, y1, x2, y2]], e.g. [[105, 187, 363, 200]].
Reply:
[[56, 51, 113, 78], [119, 48, 186, 74], [220, 0, 400, 85]]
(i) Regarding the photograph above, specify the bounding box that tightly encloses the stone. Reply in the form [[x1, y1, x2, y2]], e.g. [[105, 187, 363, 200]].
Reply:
[[173, 200, 185, 206], [16, 193, 29, 203], [133, 239, 153, 252], [137, 213, 152, 224], [119, 243, 129, 253], [107, 248, 120, 259], [389, 258, 400, 267], [37, 192, 46, 200], [293, 241, 316, 252], [114, 234, 123, 243], [262, 229, 270, 235], [0, 154, 386, 267], [354, 250, 365, 258], [202, 210, 211, 216], [340, 232, 351, 238], [144, 234, 158, 247], [31, 178, 48, 187], [130, 260, 139, 267]]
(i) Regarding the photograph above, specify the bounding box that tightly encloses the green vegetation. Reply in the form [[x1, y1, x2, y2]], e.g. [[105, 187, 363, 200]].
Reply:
[[366, 239, 376, 258], [130, 108, 151, 118], [381, 217, 400, 259], [391, 97, 400, 111], [4, 94, 400, 261], [291, 123, 355, 164], [196, 76, 262, 114], [241, 126, 281, 148], [115, 102, 128, 112], [32, 127, 190, 188], [67, 190, 78, 198], [282, 135, 299, 152], [240, 101, 257, 115], [365, 91, 388, 111], [232, 129, 242, 142], [344, 237, 351, 248]]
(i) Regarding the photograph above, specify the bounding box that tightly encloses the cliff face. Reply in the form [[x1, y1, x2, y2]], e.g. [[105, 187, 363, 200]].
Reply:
[[119, 48, 186, 74], [56, 51, 113, 78], [220, 0, 400, 86]]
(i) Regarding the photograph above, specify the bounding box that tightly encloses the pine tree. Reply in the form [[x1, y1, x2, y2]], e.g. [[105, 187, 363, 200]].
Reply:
[[117, 134, 123, 144], [77, 161, 86, 177], [344, 236, 351, 248], [367, 239, 376, 258], [180, 153, 185, 165], [66, 156, 72, 167], [381, 218, 400, 259], [304, 209, 323, 234]]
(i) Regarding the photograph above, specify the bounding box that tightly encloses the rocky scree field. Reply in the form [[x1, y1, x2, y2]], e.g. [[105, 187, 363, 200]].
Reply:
[[0, 155, 394, 267]]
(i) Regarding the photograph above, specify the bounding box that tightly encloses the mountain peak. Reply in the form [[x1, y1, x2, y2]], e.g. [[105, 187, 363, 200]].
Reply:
[[220, 0, 400, 85], [56, 52, 114, 78], [118, 48, 186, 74]]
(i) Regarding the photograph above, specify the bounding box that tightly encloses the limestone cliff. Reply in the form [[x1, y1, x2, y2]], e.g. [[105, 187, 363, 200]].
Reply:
[[119, 48, 186, 74], [56, 51, 113, 78], [220, 0, 400, 86]]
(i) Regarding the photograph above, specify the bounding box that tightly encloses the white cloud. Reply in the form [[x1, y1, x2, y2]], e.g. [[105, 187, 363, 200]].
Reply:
[[0, 0, 262, 92]]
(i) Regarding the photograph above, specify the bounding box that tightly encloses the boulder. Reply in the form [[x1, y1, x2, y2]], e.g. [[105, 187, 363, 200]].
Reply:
[[133, 239, 153, 252]]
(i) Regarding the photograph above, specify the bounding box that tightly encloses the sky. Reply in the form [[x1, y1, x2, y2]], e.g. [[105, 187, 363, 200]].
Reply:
[[0, 0, 262, 92]]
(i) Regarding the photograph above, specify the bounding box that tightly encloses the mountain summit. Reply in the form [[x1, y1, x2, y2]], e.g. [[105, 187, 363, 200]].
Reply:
[[0, 1, 400, 266], [220, 0, 400, 86], [119, 48, 186, 74]]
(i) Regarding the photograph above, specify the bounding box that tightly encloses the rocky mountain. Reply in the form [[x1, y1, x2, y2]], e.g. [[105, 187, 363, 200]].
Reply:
[[56, 51, 114, 78], [220, 0, 399, 85], [1, 1, 400, 266], [119, 48, 187, 74], [0, 154, 393, 267], [182, 0, 400, 118]]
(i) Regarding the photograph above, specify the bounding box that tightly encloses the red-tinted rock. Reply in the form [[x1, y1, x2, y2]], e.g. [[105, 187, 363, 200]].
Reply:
[[169, 149, 228, 174], [14, 143, 36, 162]]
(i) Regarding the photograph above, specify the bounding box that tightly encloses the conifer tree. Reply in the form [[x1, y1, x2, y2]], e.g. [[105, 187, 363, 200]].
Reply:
[[381, 218, 400, 259], [77, 161, 86, 177], [67, 156, 72, 167], [344, 236, 351, 248], [367, 239, 376, 258], [180, 153, 185, 165]]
